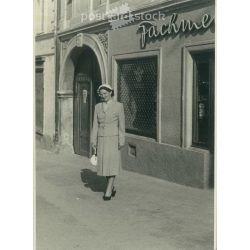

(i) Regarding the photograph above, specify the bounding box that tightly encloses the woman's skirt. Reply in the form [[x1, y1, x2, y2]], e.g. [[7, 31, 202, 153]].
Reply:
[[96, 135, 122, 176]]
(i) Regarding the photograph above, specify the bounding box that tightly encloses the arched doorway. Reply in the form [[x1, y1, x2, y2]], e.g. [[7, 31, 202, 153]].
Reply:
[[57, 33, 108, 154], [73, 47, 101, 156]]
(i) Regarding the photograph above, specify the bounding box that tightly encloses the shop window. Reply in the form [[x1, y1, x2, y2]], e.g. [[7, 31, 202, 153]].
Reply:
[[192, 51, 214, 150], [35, 57, 44, 135], [66, 0, 73, 20], [117, 57, 157, 139]]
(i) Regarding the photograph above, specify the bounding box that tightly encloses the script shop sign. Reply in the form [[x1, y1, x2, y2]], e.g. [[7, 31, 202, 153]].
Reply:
[[138, 13, 215, 48]]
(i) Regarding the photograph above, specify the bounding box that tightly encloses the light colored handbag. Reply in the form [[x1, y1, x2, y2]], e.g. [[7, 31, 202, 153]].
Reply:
[[90, 148, 97, 166]]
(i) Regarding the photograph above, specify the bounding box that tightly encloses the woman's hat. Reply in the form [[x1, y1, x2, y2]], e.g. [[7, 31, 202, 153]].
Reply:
[[97, 84, 113, 93]]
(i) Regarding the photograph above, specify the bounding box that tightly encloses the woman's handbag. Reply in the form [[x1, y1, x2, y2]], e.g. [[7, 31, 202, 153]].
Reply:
[[90, 148, 97, 166]]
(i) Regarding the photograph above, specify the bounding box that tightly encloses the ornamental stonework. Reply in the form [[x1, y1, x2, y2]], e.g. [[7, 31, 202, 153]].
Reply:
[[62, 40, 69, 50], [61, 39, 70, 59], [76, 33, 84, 47], [97, 32, 108, 54]]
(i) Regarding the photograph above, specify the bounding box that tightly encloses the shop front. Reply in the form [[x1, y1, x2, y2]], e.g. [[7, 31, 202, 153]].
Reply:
[[108, 2, 215, 188], [56, 0, 215, 188]]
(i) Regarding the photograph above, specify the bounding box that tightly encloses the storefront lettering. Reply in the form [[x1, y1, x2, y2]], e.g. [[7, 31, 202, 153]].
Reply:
[[138, 13, 214, 48]]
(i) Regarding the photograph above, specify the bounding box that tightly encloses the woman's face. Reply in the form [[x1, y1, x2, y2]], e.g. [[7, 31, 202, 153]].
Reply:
[[99, 89, 112, 102]]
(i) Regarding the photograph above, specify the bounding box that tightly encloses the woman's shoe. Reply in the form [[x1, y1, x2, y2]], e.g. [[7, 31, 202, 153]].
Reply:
[[103, 195, 111, 201], [111, 188, 116, 197]]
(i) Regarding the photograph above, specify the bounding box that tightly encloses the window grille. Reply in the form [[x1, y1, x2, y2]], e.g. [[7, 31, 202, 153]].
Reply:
[[117, 56, 157, 138]]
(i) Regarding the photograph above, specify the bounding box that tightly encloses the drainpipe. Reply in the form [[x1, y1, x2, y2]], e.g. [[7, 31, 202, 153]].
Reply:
[[54, 0, 60, 145]]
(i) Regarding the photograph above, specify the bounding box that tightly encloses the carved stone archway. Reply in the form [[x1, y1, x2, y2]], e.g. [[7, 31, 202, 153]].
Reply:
[[57, 33, 108, 151]]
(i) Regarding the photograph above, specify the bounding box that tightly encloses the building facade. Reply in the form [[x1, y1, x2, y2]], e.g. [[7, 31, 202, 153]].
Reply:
[[35, 0, 57, 149], [35, 0, 215, 188]]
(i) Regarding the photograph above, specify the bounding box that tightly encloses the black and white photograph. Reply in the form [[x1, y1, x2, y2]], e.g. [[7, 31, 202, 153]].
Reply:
[[3, 1, 250, 250], [34, 0, 216, 249]]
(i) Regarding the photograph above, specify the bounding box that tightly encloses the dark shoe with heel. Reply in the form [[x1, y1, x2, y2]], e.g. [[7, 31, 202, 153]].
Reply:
[[103, 195, 111, 201], [111, 188, 116, 197]]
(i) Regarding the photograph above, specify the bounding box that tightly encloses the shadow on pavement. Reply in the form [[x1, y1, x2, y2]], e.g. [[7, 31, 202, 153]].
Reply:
[[80, 169, 107, 193]]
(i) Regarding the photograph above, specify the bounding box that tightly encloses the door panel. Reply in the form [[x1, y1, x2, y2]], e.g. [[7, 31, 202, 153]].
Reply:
[[73, 48, 101, 157], [79, 81, 91, 156], [73, 75, 92, 157]]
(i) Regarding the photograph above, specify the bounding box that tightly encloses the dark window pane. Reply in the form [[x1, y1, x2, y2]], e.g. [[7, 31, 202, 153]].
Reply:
[[192, 51, 214, 150], [117, 57, 157, 138], [35, 58, 44, 135]]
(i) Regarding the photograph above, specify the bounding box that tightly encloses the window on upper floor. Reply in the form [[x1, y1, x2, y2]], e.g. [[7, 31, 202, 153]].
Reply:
[[66, 0, 73, 20], [109, 0, 120, 3], [92, 0, 106, 9], [35, 0, 44, 34]]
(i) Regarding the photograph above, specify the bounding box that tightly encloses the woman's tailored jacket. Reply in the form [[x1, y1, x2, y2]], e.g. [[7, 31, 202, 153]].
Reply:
[[91, 101, 125, 147]]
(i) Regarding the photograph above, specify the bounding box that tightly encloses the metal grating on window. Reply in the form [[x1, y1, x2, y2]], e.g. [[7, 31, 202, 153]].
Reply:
[[117, 57, 157, 138]]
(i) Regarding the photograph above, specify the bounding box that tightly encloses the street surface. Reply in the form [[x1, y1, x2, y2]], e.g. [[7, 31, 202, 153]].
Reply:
[[36, 148, 214, 250]]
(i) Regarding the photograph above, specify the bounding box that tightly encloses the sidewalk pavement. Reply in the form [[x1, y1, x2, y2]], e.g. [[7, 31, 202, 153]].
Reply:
[[36, 148, 214, 250]]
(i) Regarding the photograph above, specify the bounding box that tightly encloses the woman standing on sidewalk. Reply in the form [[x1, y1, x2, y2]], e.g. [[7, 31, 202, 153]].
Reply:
[[91, 84, 125, 201]]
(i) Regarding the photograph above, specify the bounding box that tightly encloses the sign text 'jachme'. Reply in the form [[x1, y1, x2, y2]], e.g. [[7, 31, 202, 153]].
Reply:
[[138, 13, 215, 48]]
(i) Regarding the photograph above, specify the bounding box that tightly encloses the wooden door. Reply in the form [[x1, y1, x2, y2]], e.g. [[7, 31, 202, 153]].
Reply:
[[73, 74, 93, 157]]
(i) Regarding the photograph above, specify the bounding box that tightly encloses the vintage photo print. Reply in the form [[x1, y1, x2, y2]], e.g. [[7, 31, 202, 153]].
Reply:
[[34, 1, 215, 249]]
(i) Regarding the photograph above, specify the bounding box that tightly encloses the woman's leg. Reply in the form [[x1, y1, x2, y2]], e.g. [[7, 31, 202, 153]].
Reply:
[[104, 176, 115, 197], [106, 177, 116, 191]]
